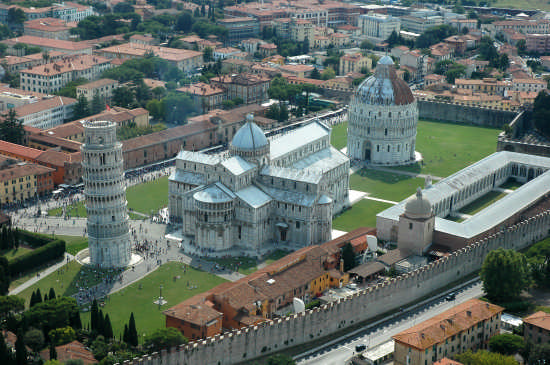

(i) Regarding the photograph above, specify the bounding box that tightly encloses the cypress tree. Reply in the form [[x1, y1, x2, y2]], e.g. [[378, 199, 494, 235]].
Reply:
[[122, 324, 129, 345], [128, 312, 138, 347], [43, 292, 48, 302], [97, 309, 105, 337], [104, 314, 113, 340], [13, 227, 19, 249], [35, 288, 42, 305], [15, 330, 26, 365], [70, 310, 82, 330], [90, 299, 99, 332], [48, 288, 56, 300], [29, 290, 36, 308], [49, 341, 57, 360]]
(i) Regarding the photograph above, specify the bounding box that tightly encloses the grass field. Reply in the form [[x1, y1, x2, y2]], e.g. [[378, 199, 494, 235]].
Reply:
[[500, 178, 523, 190], [351, 169, 425, 201], [392, 120, 500, 178], [459, 191, 508, 216], [332, 200, 393, 232], [80, 262, 227, 339], [330, 123, 348, 150], [0, 247, 31, 260], [17, 261, 121, 307], [204, 249, 292, 275], [57, 235, 88, 255], [492, 0, 550, 11], [49, 176, 169, 217]]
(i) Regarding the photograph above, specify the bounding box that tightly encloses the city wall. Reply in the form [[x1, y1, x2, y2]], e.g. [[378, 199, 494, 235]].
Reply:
[[120, 209, 550, 365], [417, 100, 518, 128]]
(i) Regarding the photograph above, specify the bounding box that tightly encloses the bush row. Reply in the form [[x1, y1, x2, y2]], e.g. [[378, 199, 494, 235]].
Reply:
[[19, 230, 53, 248], [8, 240, 66, 276]]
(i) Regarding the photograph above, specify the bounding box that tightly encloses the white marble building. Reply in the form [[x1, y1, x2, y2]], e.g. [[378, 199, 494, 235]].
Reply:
[[169, 115, 350, 252], [347, 55, 418, 165], [82, 121, 131, 268]]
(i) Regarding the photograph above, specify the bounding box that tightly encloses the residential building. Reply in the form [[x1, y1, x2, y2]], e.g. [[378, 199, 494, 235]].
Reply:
[[313, 35, 330, 49], [454, 78, 509, 96], [0, 85, 44, 112], [2, 36, 92, 56], [213, 47, 241, 61], [39, 341, 97, 364], [393, 299, 504, 365], [218, 17, 260, 43], [424, 74, 446, 88], [279, 64, 314, 78], [339, 53, 372, 75], [258, 43, 277, 57], [176, 82, 226, 112], [448, 19, 477, 32], [0, 51, 66, 74], [210, 73, 270, 104], [13, 96, 76, 129], [489, 19, 550, 37], [50, 1, 95, 22], [510, 78, 546, 93], [401, 14, 443, 34], [290, 19, 314, 43], [0, 156, 54, 203], [329, 32, 350, 48], [19, 55, 112, 94], [523, 311, 550, 344], [400, 50, 429, 82], [23, 18, 72, 40], [525, 33, 550, 54], [129, 34, 158, 46], [430, 42, 454, 61], [359, 13, 400, 40], [96, 43, 203, 74], [76, 78, 119, 103], [240, 38, 265, 54]]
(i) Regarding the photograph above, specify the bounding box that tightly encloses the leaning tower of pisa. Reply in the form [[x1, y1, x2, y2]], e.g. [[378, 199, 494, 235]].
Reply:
[[82, 121, 131, 268]]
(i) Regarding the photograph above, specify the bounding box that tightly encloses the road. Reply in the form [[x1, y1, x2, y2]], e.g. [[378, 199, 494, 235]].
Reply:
[[296, 280, 483, 365]]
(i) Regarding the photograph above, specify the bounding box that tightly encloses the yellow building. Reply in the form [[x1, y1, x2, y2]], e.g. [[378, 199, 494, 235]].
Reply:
[[393, 299, 504, 365], [339, 53, 372, 75], [290, 19, 314, 43], [0, 157, 55, 204]]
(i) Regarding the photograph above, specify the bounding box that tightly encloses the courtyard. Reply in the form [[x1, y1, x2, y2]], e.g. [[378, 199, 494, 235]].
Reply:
[[332, 200, 393, 232]]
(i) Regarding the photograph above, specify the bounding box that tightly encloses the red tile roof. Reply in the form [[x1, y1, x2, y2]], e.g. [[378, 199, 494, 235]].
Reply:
[[524, 311, 550, 331]]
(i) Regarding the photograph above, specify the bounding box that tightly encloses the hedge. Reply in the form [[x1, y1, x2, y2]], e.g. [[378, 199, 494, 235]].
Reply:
[[18, 230, 53, 248], [8, 240, 66, 277]]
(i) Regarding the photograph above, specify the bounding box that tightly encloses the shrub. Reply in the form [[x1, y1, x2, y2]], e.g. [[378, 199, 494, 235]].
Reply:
[[19, 230, 53, 248], [8, 240, 65, 276]]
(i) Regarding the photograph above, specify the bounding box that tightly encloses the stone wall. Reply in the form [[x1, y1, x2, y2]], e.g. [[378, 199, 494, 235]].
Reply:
[[417, 99, 518, 128], [119, 209, 550, 365], [497, 110, 550, 158]]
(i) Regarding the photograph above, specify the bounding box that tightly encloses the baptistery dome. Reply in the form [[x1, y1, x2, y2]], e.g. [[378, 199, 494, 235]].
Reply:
[[355, 55, 415, 106], [347, 55, 418, 166]]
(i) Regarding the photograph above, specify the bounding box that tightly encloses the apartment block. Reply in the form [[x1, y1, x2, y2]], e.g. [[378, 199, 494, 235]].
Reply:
[[176, 82, 226, 112], [359, 13, 401, 40], [0, 156, 54, 203], [523, 311, 550, 345], [23, 18, 72, 40], [76, 78, 119, 103]]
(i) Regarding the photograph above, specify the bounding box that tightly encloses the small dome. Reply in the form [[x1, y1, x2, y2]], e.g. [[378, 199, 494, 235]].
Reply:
[[354, 55, 414, 106], [404, 187, 432, 219], [231, 114, 268, 151]]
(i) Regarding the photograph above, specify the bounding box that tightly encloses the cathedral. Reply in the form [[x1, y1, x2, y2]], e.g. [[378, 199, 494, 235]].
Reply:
[[347, 55, 418, 165], [168, 115, 350, 252]]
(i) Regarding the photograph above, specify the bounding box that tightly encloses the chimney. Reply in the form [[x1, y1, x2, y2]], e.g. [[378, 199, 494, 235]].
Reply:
[[339, 258, 344, 272]]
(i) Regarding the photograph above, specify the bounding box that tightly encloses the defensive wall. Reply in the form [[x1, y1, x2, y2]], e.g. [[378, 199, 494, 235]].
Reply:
[[497, 110, 550, 158], [119, 209, 550, 365], [417, 99, 518, 128]]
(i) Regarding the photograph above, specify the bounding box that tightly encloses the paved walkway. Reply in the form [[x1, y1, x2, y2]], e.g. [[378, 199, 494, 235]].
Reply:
[[493, 187, 514, 194], [363, 196, 399, 205], [10, 253, 74, 295]]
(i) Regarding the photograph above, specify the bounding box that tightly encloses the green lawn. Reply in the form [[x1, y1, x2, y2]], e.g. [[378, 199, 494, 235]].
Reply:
[[391, 120, 500, 178], [445, 215, 466, 223], [80, 262, 227, 339], [459, 191, 508, 216], [332, 200, 393, 232], [492, 0, 550, 11], [204, 249, 293, 275], [16, 261, 121, 307], [350, 169, 426, 201], [500, 178, 523, 190], [1, 247, 31, 260], [57, 235, 88, 255], [48, 176, 170, 217], [330, 123, 348, 150]]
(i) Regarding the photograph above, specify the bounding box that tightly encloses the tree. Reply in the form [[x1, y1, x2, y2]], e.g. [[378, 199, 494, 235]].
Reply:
[[112, 86, 134, 108], [49, 341, 57, 360], [480, 248, 530, 303], [456, 350, 518, 365], [310, 67, 321, 80], [24, 328, 45, 352], [445, 63, 466, 83], [91, 92, 105, 115], [321, 67, 335, 80], [529, 343, 550, 363], [90, 299, 99, 333], [127, 312, 138, 347], [517, 39, 526, 55], [122, 324, 129, 345], [0, 258, 10, 296], [24, 297, 79, 336], [47, 288, 56, 301], [48, 326, 76, 346], [0, 330, 12, 364], [0, 296, 24, 320], [73, 95, 90, 119], [113, 2, 134, 13], [342, 243, 356, 271], [15, 331, 27, 365], [203, 47, 213, 62], [532, 91, 550, 139], [7, 8, 26, 25], [144, 328, 187, 352], [489, 333, 524, 355], [0, 108, 24, 145], [103, 314, 113, 340], [176, 12, 194, 32]]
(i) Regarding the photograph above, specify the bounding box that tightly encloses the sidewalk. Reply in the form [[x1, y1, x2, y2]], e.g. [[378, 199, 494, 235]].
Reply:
[[9, 253, 74, 295]]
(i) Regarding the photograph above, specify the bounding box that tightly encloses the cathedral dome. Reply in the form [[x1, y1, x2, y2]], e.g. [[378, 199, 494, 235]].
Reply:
[[231, 114, 268, 151], [404, 188, 432, 219], [355, 55, 414, 106]]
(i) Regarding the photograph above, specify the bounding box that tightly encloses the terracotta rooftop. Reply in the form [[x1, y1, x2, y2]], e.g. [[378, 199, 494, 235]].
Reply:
[[20, 55, 110, 77], [14, 96, 77, 117], [177, 82, 225, 96], [0, 161, 54, 182], [164, 299, 223, 325], [24, 17, 71, 32], [76, 78, 118, 90], [2, 35, 91, 51], [40, 340, 97, 364], [0, 140, 43, 160], [99, 43, 202, 62], [434, 359, 463, 365], [377, 248, 411, 266], [43, 121, 85, 139], [524, 311, 550, 331], [392, 299, 504, 350], [36, 149, 81, 167], [218, 17, 256, 23]]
